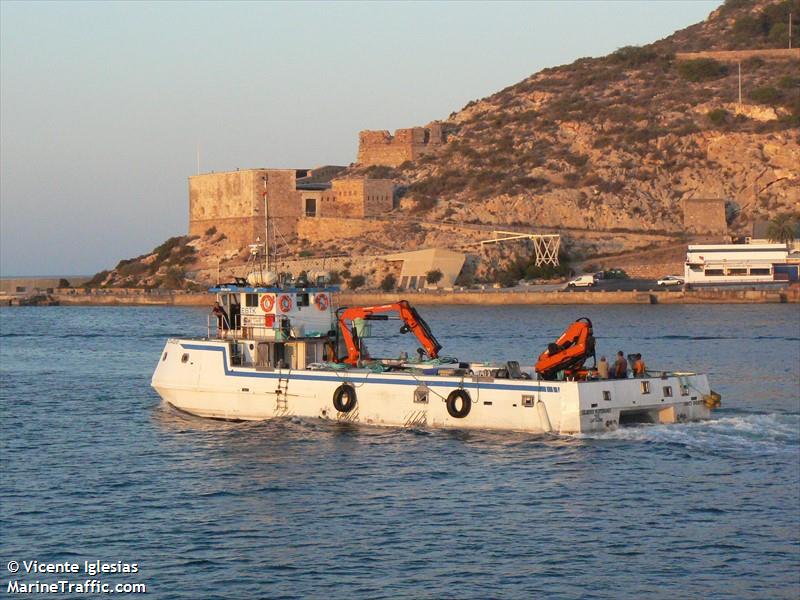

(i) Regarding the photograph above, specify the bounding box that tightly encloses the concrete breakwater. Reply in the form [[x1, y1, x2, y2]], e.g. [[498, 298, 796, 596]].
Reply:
[[36, 286, 800, 307]]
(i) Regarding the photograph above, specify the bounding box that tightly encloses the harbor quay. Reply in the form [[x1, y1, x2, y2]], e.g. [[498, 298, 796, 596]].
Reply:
[[20, 285, 800, 306]]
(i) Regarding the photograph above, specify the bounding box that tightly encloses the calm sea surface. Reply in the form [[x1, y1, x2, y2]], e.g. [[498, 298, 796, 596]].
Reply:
[[1, 304, 799, 599]]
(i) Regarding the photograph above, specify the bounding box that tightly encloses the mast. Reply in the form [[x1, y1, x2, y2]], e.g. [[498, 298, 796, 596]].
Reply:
[[263, 174, 270, 273]]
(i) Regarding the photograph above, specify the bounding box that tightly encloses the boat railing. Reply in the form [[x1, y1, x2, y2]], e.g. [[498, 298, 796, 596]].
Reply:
[[207, 314, 244, 342]]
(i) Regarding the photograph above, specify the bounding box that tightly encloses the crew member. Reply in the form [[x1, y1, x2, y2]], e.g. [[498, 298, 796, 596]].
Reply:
[[597, 356, 609, 379], [212, 301, 230, 336], [613, 350, 628, 379], [633, 353, 646, 378]]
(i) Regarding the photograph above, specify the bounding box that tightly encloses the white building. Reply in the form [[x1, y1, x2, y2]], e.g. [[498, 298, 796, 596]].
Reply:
[[684, 244, 789, 285]]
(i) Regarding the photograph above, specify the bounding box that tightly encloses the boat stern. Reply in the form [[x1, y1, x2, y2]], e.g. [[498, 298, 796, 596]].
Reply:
[[569, 373, 718, 434]]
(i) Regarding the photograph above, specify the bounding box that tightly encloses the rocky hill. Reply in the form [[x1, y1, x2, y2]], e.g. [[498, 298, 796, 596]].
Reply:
[[352, 0, 798, 239], [89, 0, 799, 290]]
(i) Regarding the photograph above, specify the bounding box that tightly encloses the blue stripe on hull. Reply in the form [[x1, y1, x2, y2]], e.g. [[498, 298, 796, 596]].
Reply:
[[180, 343, 561, 393]]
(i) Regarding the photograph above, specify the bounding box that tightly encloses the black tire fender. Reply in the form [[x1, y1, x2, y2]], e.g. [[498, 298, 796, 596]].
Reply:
[[446, 389, 471, 419], [333, 384, 357, 413]]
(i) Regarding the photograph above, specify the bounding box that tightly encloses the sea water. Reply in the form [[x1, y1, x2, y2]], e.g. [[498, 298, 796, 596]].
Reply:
[[1, 304, 798, 599]]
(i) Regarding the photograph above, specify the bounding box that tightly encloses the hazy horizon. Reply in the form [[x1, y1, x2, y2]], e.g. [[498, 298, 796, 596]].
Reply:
[[1, 0, 721, 277]]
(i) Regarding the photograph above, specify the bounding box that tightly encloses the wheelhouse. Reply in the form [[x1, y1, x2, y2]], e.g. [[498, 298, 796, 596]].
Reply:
[[210, 284, 338, 370]]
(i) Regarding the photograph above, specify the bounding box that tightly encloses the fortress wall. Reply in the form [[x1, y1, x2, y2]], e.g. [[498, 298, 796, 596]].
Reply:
[[683, 198, 727, 235], [676, 49, 800, 62], [319, 179, 395, 218], [188, 169, 303, 250], [357, 123, 445, 167], [363, 179, 394, 216], [189, 216, 263, 249], [189, 171, 254, 222], [297, 217, 389, 242]]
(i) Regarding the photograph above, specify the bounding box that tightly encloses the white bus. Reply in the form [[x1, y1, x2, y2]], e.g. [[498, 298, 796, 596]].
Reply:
[[684, 244, 789, 285]]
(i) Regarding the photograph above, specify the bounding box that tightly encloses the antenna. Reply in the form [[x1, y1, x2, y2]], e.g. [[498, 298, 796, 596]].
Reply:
[[263, 174, 270, 273], [196, 143, 200, 175]]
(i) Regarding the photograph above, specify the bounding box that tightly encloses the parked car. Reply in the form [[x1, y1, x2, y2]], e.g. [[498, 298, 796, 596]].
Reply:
[[566, 274, 596, 288], [603, 268, 629, 280], [657, 275, 685, 286]]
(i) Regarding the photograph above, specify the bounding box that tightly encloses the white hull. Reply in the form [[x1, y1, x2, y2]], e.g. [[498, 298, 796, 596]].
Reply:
[[152, 339, 714, 434]]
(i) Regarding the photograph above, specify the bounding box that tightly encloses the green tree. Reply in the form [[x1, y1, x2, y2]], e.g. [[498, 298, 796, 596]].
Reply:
[[707, 108, 730, 126], [348, 275, 366, 290], [767, 213, 798, 244], [163, 267, 185, 289], [425, 269, 443, 285], [677, 59, 728, 82], [380, 274, 397, 292]]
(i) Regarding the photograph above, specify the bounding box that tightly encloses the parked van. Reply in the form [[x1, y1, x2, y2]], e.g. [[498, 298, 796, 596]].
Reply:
[[566, 274, 596, 288]]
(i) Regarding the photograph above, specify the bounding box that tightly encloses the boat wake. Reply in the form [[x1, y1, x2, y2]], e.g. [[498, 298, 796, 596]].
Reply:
[[575, 411, 799, 456]]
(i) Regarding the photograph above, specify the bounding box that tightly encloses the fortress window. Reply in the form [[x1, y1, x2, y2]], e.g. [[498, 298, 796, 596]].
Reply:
[[305, 198, 316, 217]]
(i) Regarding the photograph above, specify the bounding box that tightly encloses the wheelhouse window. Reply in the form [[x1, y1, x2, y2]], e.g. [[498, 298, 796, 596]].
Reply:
[[704, 269, 724, 276], [640, 381, 651, 394], [726, 268, 747, 276], [663, 386, 673, 397], [750, 268, 771, 276], [306, 343, 318, 366], [245, 293, 259, 307]]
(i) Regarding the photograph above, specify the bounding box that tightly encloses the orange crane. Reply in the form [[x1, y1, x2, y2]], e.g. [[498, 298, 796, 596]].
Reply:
[[337, 301, 442, 366], [535, 317, 596, 380]]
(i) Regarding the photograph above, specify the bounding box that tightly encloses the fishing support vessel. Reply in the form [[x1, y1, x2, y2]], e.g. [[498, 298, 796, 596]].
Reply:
[[151, 283, 720, 434]]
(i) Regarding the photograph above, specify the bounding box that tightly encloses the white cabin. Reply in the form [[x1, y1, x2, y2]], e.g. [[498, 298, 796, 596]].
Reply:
[[211, 285, 338, 370]]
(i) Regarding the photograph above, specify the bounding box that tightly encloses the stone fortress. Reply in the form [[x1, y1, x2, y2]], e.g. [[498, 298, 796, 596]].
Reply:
[[187, 122, 449, 256], [356, 121, 446, 168], [189, 167, 395, 251], [188, 118, 729, 265]]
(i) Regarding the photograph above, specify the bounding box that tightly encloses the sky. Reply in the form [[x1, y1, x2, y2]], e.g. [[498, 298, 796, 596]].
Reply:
[[0, 0, 722, 277]]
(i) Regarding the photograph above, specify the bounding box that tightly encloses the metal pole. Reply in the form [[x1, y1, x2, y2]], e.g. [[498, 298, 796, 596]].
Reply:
[[737, 62, 742, 106], [263, 175, 270, 273], [790, 12, 792, 49]]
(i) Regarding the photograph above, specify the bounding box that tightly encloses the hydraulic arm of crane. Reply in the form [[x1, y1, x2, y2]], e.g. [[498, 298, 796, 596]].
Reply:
[[535, 317, 596, 380], [337, 300, 443, 366]]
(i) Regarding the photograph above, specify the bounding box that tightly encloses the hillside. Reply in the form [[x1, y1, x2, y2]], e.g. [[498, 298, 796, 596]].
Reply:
[[89, 0, 799, 290], [352, 0, 798, 239]]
